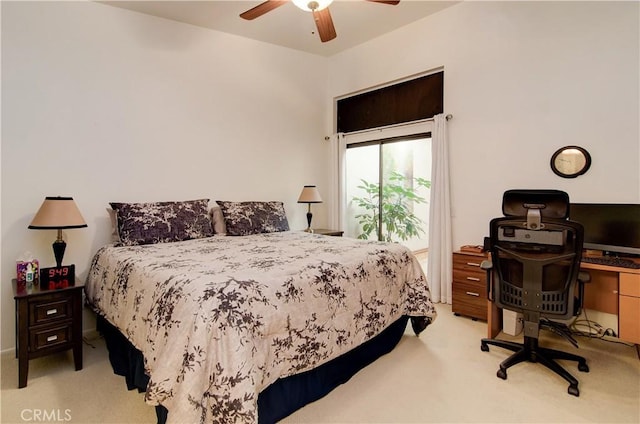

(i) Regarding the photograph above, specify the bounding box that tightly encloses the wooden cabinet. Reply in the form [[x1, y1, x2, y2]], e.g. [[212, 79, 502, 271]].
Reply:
[[452, 251, 489, 321], [618, 273, 640, 344], [13, 279, 83, 388]]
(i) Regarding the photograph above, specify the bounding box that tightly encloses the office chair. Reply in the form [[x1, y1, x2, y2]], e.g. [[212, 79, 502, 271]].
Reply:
[[480, 189, 590, 396]]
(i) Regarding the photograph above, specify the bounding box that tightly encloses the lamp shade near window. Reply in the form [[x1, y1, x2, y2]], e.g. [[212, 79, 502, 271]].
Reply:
[[297, 186, 322, 232], [28, 196, 87, 267]]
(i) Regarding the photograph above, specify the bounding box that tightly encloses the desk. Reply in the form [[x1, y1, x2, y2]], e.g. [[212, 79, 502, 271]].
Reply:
[[487, 259, 640, 346]]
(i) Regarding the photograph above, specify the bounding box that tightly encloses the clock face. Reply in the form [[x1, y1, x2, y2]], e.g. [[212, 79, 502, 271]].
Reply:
[[550, 146, 591, 178], [39, 265, 75, 290], [554, 154, 585, 174]]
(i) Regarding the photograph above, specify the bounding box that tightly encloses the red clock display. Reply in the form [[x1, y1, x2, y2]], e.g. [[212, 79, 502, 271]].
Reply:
[[39, 265, 75, 290]]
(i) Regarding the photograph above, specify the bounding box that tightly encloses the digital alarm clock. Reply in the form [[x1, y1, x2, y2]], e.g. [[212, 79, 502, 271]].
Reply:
[[39, 265, 75, 290]]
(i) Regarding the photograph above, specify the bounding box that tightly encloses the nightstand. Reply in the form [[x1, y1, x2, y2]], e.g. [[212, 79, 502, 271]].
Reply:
[[13, 279, 84, 388], [312, 229, 344, 237]]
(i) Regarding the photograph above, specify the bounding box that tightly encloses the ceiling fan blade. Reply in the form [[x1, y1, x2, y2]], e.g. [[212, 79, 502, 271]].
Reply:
[[366, 1, 400, 4], [312, 7, 337, 42], [240, 1, 288, 20]]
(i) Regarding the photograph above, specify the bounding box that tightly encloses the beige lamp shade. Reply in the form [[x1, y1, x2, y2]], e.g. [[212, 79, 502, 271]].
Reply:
[[297, 186, 323, 203], [28, 196, 87, 268], [28, 197, 87, 229]]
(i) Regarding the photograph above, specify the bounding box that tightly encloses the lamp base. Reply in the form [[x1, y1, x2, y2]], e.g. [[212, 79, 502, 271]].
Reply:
[[306, 210, 313, 233], [52, 238, 66, 268]]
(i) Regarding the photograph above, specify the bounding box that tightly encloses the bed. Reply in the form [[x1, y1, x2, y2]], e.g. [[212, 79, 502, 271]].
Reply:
[[85, 199, 437, 424]]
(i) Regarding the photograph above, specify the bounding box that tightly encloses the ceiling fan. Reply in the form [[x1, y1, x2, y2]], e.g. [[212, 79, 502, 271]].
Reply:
[[240, 0, 400, 43]]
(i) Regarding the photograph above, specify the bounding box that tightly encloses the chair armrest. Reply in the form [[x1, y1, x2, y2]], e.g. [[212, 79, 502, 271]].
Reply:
[[575, 270, 591, 316], [578, 271, 590, 284], [481, 260, 493, 301]]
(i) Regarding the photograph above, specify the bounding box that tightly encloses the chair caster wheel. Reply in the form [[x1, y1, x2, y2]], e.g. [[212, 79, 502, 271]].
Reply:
[[497, 368, 507, 380], [568, 385, 579, 397], [578, 362, 589, 372], [481, 342, 489, 352]]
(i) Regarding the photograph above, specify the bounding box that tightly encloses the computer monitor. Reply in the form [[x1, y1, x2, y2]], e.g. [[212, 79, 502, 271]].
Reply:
[[569, 203, 640, 257]]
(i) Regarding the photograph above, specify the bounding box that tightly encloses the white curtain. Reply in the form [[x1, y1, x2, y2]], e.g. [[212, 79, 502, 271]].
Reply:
[[427, 113, 453, 304], [328, 133, 346, 230]]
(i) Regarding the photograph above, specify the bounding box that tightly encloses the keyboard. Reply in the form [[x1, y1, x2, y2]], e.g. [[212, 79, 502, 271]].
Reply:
[[581, 256, 640, 269]]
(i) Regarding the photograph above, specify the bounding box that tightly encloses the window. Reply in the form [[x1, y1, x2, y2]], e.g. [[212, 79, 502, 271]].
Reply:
[[336, 70, 443, 255], [344, 131, 431, 253]]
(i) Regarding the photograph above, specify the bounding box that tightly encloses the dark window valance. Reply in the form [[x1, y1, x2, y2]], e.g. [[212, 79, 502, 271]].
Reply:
[[337, 71, 444, 133]]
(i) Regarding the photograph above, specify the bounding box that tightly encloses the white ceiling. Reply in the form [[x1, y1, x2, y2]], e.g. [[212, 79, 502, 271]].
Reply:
[[101, 0, 458, 56]]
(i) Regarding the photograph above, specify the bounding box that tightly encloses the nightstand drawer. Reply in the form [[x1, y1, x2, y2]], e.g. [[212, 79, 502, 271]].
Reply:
[[30, 297, 73, 325], [30, 324, 73, 352]]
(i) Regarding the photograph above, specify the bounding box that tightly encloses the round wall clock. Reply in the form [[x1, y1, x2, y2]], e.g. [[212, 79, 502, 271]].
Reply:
[[550, 146, 591, 178]]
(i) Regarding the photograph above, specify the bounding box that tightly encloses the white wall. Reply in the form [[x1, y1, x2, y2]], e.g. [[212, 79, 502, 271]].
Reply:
[[1, 2, 330, 352], [328, 0, 640, 248]]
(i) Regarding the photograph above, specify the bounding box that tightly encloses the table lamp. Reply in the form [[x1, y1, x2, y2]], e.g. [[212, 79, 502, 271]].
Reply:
[[297, 185, 322, 233], [28, 196, 88, 267]]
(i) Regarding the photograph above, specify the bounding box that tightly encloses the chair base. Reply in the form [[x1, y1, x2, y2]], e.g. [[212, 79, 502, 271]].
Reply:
[[481, 335, 589, 396]]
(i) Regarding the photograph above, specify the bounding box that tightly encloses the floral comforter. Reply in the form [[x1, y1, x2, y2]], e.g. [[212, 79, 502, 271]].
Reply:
[[85, 231, 437, 424]]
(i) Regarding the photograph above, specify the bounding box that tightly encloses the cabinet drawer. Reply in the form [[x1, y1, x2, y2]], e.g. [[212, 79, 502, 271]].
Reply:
[[619, 295, 640, 344], [452, 280, 488, 320], [619, 273, 640, 297], [452, 254, 486, 272], [453, 269, 486, 284], [29, 324, 73, 352], [30, 297, 73, 325]]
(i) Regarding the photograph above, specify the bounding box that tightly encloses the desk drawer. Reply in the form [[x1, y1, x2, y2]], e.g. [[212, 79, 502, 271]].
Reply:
[[619, 273, 640, 297], [619, 295, 640, 344]]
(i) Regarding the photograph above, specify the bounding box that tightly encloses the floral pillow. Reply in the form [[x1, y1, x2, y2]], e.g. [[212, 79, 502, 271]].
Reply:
[[110, 199, 214, 246], [216, 201, 289, 236]]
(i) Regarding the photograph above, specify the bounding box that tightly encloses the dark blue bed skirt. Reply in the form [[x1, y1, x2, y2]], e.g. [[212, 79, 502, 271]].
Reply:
[[97, 314, 425, 423]]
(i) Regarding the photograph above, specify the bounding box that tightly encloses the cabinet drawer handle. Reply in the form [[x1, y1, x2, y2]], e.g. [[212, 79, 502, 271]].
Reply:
[[466, 291, 480, 297], [46, 309, 58, 316], [46, 335, 58, 342], [466, 277, 480, 282], [466, 262, 481, 267]]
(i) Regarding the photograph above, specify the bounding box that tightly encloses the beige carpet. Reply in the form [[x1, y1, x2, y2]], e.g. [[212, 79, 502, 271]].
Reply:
[[2, 303, 639, 423]]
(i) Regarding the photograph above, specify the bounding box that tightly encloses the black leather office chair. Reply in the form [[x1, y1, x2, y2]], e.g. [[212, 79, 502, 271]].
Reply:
[[480, 189, 590, 396]]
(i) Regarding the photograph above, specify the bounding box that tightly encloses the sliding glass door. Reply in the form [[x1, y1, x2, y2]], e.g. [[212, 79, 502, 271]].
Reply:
[[344, 135, 431, 252]]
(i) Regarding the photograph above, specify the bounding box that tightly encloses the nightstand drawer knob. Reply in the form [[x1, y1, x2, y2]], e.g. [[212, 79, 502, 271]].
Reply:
[[46, 309, 58, 316], [466, 291, 480, 297], [46, 335, 58, 342], [466, 277, 480, 282], [466, 262, 481, 267]]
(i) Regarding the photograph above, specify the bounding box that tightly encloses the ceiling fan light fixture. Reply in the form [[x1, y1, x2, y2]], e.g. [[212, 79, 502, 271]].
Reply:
[[292, 0, 334, 12]]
